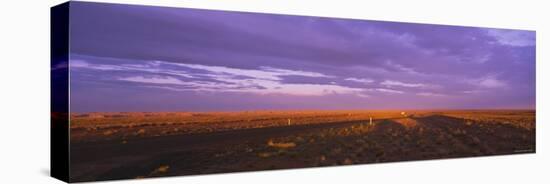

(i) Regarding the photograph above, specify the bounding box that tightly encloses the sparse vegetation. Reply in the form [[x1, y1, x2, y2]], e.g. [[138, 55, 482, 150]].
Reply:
[[69, 110, 535, 182], [267, 140, 296, 148]]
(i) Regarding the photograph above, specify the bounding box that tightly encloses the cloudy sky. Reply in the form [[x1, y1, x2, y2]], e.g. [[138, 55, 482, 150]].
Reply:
[[67, 2, 535, 112]]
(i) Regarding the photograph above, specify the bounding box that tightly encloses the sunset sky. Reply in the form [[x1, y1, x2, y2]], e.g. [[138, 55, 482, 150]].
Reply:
[[67, 2, 535, 112]]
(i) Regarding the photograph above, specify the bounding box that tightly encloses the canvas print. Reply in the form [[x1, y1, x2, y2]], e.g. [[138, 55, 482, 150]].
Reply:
[[51, 1, 536, 182]]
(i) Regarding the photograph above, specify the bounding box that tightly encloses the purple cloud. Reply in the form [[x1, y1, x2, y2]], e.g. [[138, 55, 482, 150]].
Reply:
[[67, 2, 535, 112]]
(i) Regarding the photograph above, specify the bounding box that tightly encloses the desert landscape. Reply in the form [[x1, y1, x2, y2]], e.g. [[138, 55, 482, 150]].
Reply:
[[69, 110, 535, 182], [63, 3, 536, 182]]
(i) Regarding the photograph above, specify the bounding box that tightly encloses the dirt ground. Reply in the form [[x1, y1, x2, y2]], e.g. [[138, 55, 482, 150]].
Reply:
[[68, 110, 535, 182]]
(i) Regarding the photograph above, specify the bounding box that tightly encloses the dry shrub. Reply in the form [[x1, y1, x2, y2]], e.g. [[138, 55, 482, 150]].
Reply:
[[103, 130, 116, 136], [150, 165, 170, 175], [267, 140, 296, 148], [258, 152, 272, 158]]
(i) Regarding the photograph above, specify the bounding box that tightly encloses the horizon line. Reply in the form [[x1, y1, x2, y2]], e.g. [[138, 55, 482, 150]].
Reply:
[[68, 108, 536, 114]]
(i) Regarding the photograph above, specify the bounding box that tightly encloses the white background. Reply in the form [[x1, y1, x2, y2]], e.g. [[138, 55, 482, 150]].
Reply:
[[0, 0, 547, 183]]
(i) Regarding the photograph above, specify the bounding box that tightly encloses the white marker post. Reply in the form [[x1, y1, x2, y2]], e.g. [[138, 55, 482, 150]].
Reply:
[[288, 118, 291, 126], [369, 117, 373, 126]]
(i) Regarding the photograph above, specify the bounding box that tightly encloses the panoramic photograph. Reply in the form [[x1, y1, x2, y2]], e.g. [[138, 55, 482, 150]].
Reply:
[[65, 2, 535, 182]]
